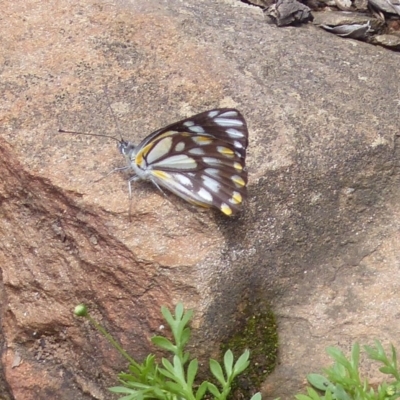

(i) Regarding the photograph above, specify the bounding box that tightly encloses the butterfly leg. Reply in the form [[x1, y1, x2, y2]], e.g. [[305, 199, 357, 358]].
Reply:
[[127, 175, 140, 221], [127, 175, 140, 199], [148, 176, 186, 214], [93, 165, 131, 184], [149, 177, 168, 198]]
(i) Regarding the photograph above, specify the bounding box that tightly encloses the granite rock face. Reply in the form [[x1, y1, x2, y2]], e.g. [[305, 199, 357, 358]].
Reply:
[[1, 0, 400, 399]]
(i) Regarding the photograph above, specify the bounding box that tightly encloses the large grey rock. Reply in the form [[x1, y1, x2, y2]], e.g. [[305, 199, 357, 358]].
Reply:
[[1, 0, 400, 399]]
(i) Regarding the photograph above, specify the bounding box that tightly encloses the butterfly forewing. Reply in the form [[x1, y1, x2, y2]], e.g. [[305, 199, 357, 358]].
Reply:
[[127, 108, 249, 216]]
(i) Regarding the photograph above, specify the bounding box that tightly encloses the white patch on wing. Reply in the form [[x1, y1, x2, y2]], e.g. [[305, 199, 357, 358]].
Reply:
[[226, 128, 245, 138], [175, 142, 185, 152], [219, 110, 238, 117], [188, 148, 205, 155], [183, 121, 194, 127], [173, 173, 193, 188], [198, 188, 213, 202], [203, 157, 222, 165], [233, 140, 243, 149], [214, 118, 243, 127], [202, 176, 221, 193], [146, 137, 173, 164], [204, 168, 220, 177], [168, 181, 196, 198], [151, 154, 197, 169], [208, 110, 219, 118], [150, 173, 204, 205], [188, 125, 205, 133]]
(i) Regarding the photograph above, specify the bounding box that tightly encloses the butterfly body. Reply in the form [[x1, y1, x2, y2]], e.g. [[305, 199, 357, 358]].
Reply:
[[118, 109, 249, 216]]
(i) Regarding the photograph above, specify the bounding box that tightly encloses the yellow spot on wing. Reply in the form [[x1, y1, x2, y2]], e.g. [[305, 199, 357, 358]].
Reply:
[[221, 204, 233, 216], [156, 131, 177, 140], [232, 175, 245, 187], [234, 162, 243, 172], [217, 146, 234, 157], [231, 192, 242, 204], [135, 143, 154, 167], [188, 199, 211, 208], [152, 170, 172, 180], [192, 136, 213, 145]]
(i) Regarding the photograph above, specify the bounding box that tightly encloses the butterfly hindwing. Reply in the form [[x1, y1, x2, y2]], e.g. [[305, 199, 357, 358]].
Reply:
[[124, 109, 249, 216]]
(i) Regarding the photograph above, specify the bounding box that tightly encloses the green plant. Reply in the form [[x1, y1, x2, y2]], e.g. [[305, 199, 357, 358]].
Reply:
[[75, 303, 262, 400], [295, 341, 400, 400]]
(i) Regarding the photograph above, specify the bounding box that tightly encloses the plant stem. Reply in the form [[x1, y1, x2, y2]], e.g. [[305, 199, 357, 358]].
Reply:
[[86, 314, 138, 366]]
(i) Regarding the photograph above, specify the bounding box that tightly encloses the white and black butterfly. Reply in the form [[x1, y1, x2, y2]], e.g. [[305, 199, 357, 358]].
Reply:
[[61, 108, 249, 216]]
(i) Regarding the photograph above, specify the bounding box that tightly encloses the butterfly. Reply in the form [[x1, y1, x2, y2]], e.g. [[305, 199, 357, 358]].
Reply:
[[61, 108, 249, 216]]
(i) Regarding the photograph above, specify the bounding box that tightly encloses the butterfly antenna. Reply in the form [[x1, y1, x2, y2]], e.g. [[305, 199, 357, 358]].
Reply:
[[58, 129, 121, 143], [104, 85, 124, 142]]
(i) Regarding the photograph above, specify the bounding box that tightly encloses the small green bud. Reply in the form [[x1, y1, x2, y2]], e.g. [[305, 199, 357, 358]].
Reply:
[[74, 304, 88, 317], [386, 385, 395, 396]]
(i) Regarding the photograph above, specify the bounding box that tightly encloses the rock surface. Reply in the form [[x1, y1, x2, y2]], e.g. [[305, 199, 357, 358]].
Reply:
[[1, 0, 400, 399]]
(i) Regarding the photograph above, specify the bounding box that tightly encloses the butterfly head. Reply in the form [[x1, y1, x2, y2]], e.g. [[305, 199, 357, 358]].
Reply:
[[118, 140, 136, 161]]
